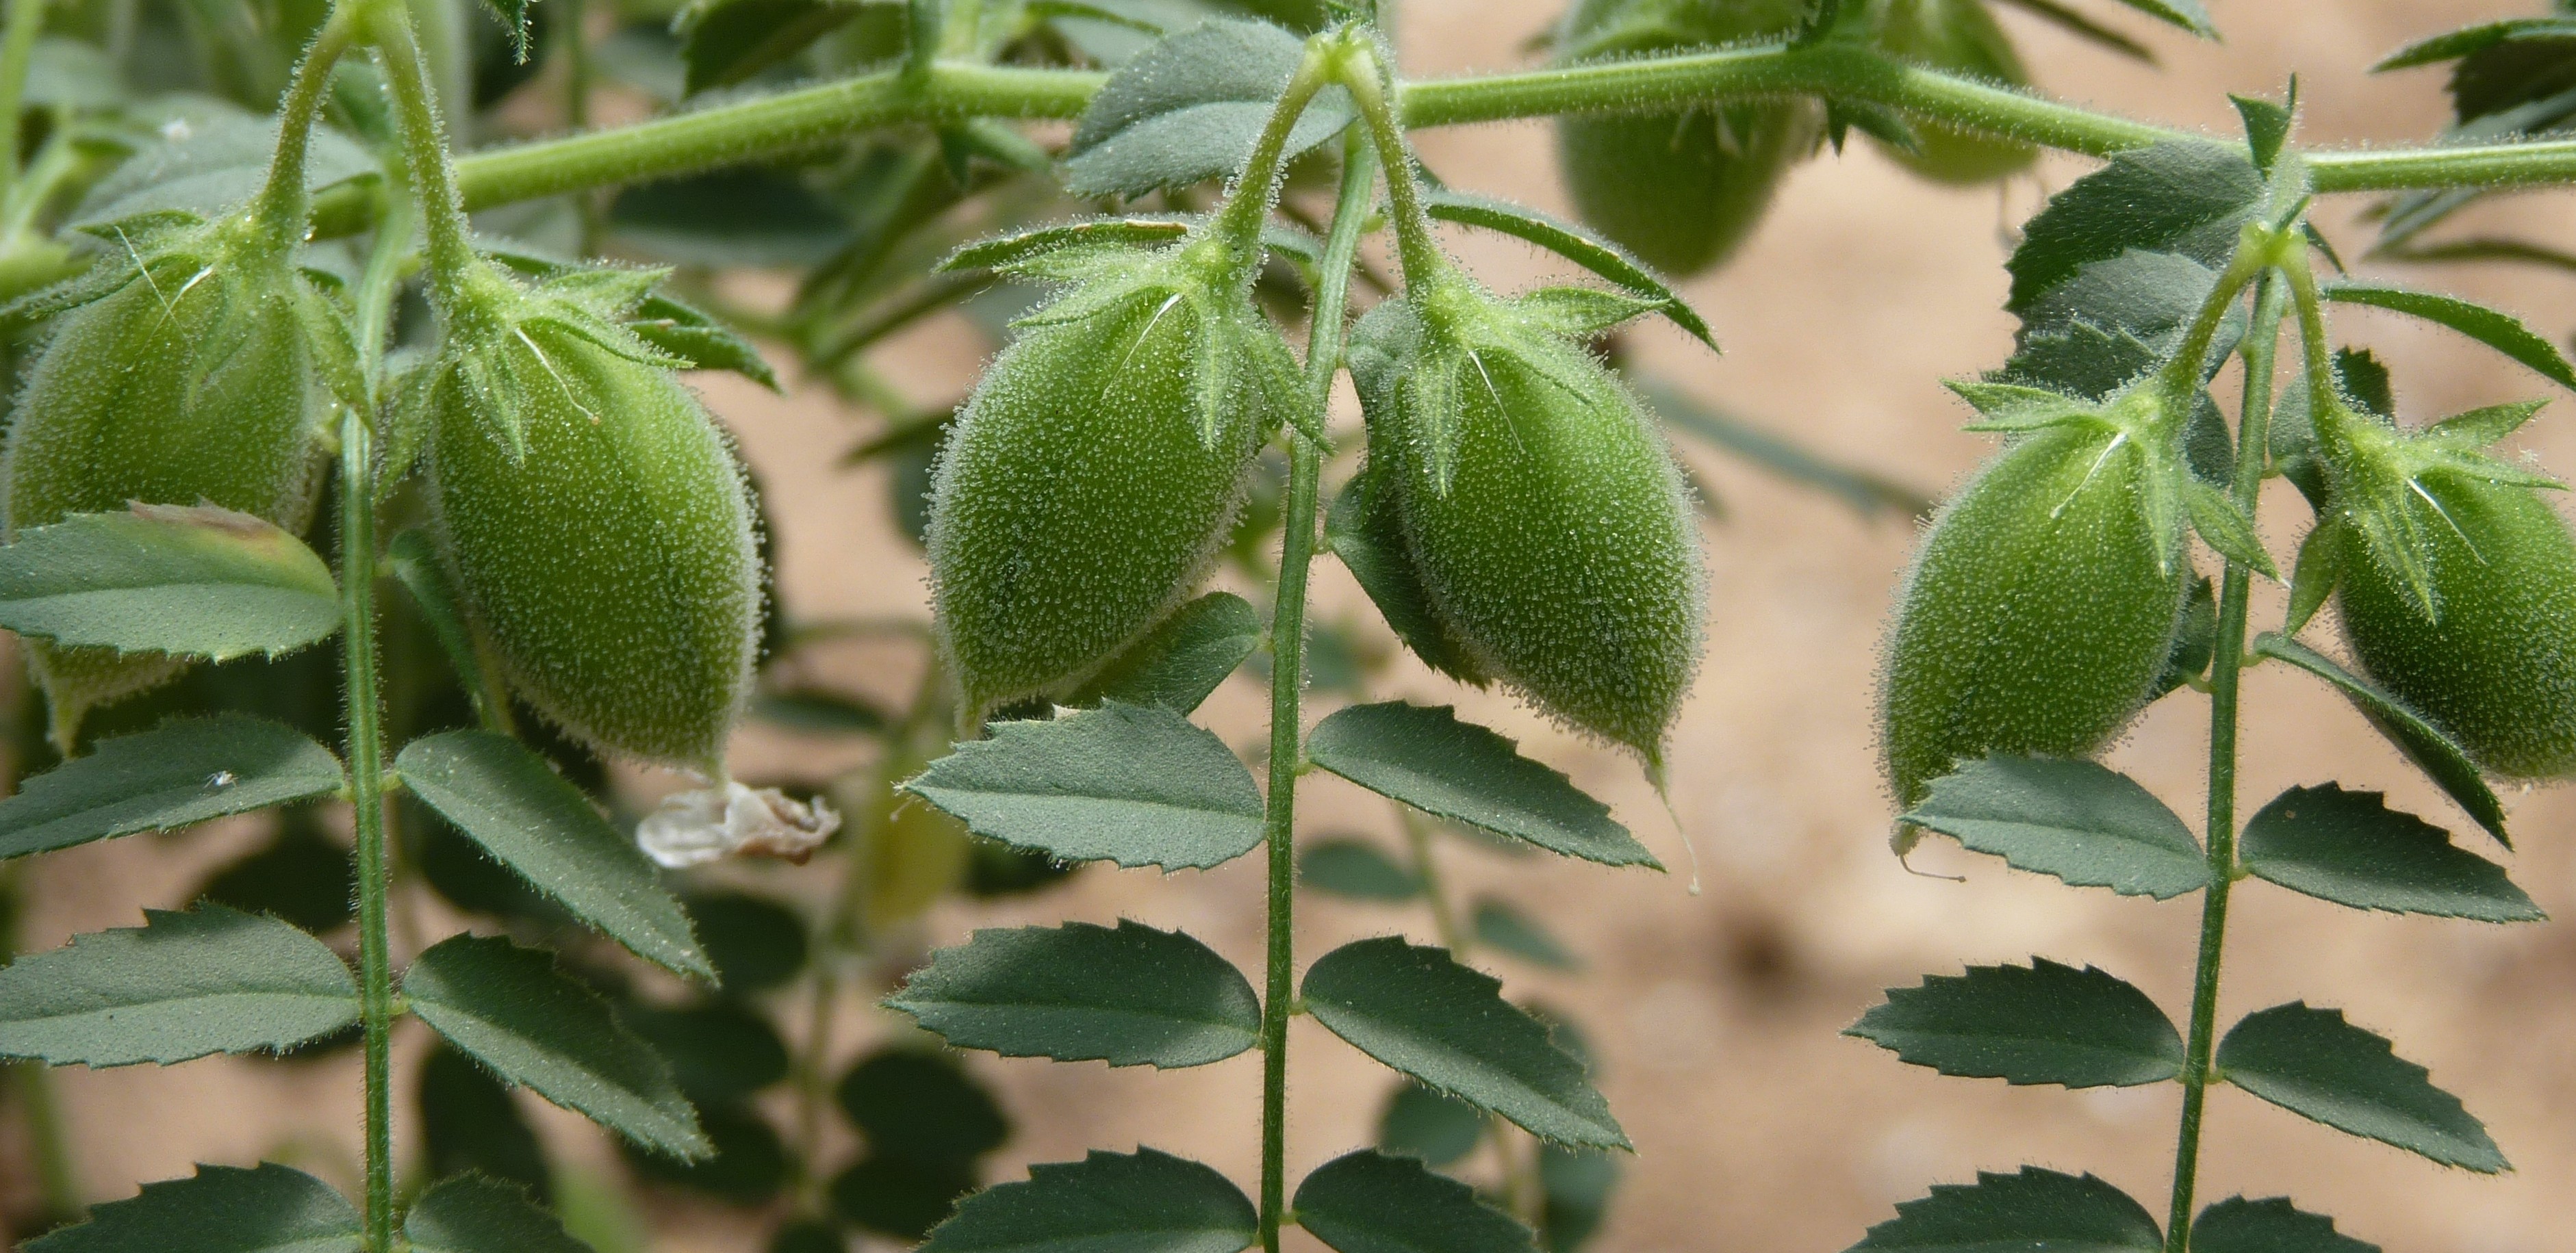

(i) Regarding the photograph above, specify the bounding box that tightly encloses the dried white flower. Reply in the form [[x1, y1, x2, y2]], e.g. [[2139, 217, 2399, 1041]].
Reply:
[[637, 781, 841, 868]]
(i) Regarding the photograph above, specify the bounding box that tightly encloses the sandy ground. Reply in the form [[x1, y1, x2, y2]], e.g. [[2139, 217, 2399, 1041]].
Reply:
[[11, 1, 2576, 1249]]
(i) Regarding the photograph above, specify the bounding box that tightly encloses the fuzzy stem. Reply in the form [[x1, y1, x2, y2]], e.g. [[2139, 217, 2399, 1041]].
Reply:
[[297, 47, 2576, 241], [338, 400, 396, 1253], [368, 0, 479, 302], [2163, 266, 2287, 1253], [254, 4, 359, 255], [1258, 124, 1377, 1253], [1209, 38, 1331, 292], [1341, 42, 1445, 287], [0, 0, 45, 201]]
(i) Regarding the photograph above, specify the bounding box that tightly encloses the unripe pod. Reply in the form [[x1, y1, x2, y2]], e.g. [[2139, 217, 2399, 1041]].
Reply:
[[1348, 277, 1705, 763], [2321, 404, 2576, 779], [1880, 420, 2188, 810], [3, 219, 332, 740], [426, 265, 761, 770], [1866, 0, 2036, 185], [926, 246, 1297, 719], [1553, 0, 1822, 276]]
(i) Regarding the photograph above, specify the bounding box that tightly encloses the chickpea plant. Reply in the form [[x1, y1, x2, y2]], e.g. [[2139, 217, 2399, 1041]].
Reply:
[[0, 0, 2566, 1252]]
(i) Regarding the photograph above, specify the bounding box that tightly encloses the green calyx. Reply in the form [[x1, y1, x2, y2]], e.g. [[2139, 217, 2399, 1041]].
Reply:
[[927, 234, 1299, 723], [2310, 394, 2560, 620], [1347, 274, 1706, 763], [422, 258, 762, 772]]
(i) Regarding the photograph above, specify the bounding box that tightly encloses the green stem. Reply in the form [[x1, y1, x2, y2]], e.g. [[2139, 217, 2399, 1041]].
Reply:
[[1257, 125, 1377, 1253], [339, 400, 396, 1253], [353, 166, 417, 393], [1342, 44, 1445, 287], [1209, 38, 1330, 291], [0, 0, 45, 201], [296, 47, 2576, 241], [0, 118, 77, 240], [255, 5, 358, 255], [1399, 808, 1463, 953], [368, 0, 479, 300], [557, 0, 598, 253], [2163, 265, 2286, 1253]]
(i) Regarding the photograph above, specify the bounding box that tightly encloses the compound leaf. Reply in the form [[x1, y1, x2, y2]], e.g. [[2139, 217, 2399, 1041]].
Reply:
[[921, 1148, 1257, 1253], [1471, 900, 1579, 970], [1066, 592, 1262, 714], [1423, 191, 1716, 350], [1902, 757, 2210, 899], [629, 293, 780, 389], [2106, 0, 2212, 37], [1299, 838, 1420, 901], [837, 1047, 1011, 1165], [402, 934, 708, 1161], [1294, 1149, 1539, 1253], [25, 1162, 361, 1253], [0, 506, 339, 660], [1849, 959, 2183, 1088], [395, 731, 711, 981], [1065, 18, 1354, 197], [1305, 703, 1657, 869], [904, 702, 1265, 871], [0, 905, 357, 1066], [2216, 1002, 2505, 1172], [943, 218, 1195, 273], [1379, 1083, 1484, 1167], [2006, 142, 2260, 317], [2191, 1197, 2379, 1253], [1853, 1167, 2163, 1252], [0, 714, 343, 860], [887, 920, 1261, 1068], [404, 1174, 591, 1253], [2252, 633, 2508, 846], [1303, 938, 1625, 1150], [2323, 283, 2576, 392], [2239, 784, 2540, 921]]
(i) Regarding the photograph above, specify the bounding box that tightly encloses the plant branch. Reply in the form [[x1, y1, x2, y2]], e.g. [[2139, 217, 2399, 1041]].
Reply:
[[367, 0, 479, 300], [254, 3, 358, 255], [294, 40, 2576, 242], [2164, 264, 2286, 1252], [1256, 123, 1376, 1253], [338, 398, 396, 1253]]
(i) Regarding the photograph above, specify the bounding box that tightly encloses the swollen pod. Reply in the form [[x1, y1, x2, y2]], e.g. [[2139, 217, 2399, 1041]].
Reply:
[[1348, 279, 1706, 764], [1553, 0, 1822, 276], [926, 246, 1296, 720], [426, 265, 762, 770], [2, 218, 333, 740], [1880, 419, 2188, 810], [2323, 406, 2576, 779], [1865, 0, 2035, 185]]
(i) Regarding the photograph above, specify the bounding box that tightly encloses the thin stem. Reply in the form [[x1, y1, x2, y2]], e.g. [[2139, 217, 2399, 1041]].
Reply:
[[1399, 808, 1463, 953], [0, 0, 47, 200], [557, 0, 598, 253], [353, 168, 417, 394], [254, 4, 359, 254], [339, 400, 396, 1253], [294, 45, 2576, 241], [2163, 265, 2287, 1253], [1257, 125, 1377, 1253], [368, 0, 479, 300], [0, 118, 79, 239], [1341, 44, 1444, 287], [1209, 38, 1329, 291]]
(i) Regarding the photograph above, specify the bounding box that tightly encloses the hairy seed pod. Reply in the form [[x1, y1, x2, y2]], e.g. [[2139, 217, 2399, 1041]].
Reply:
[[426, 265, 762, 770], [3, 219, 333, 742], [1867, 0, 2036, 185], [1880, 422, 2188, 811], [1553, 0, 1823, 276], [926, 246, 1297, 721], [1348, 278, 1705, 764], [2328, 432, 2576, 781]]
